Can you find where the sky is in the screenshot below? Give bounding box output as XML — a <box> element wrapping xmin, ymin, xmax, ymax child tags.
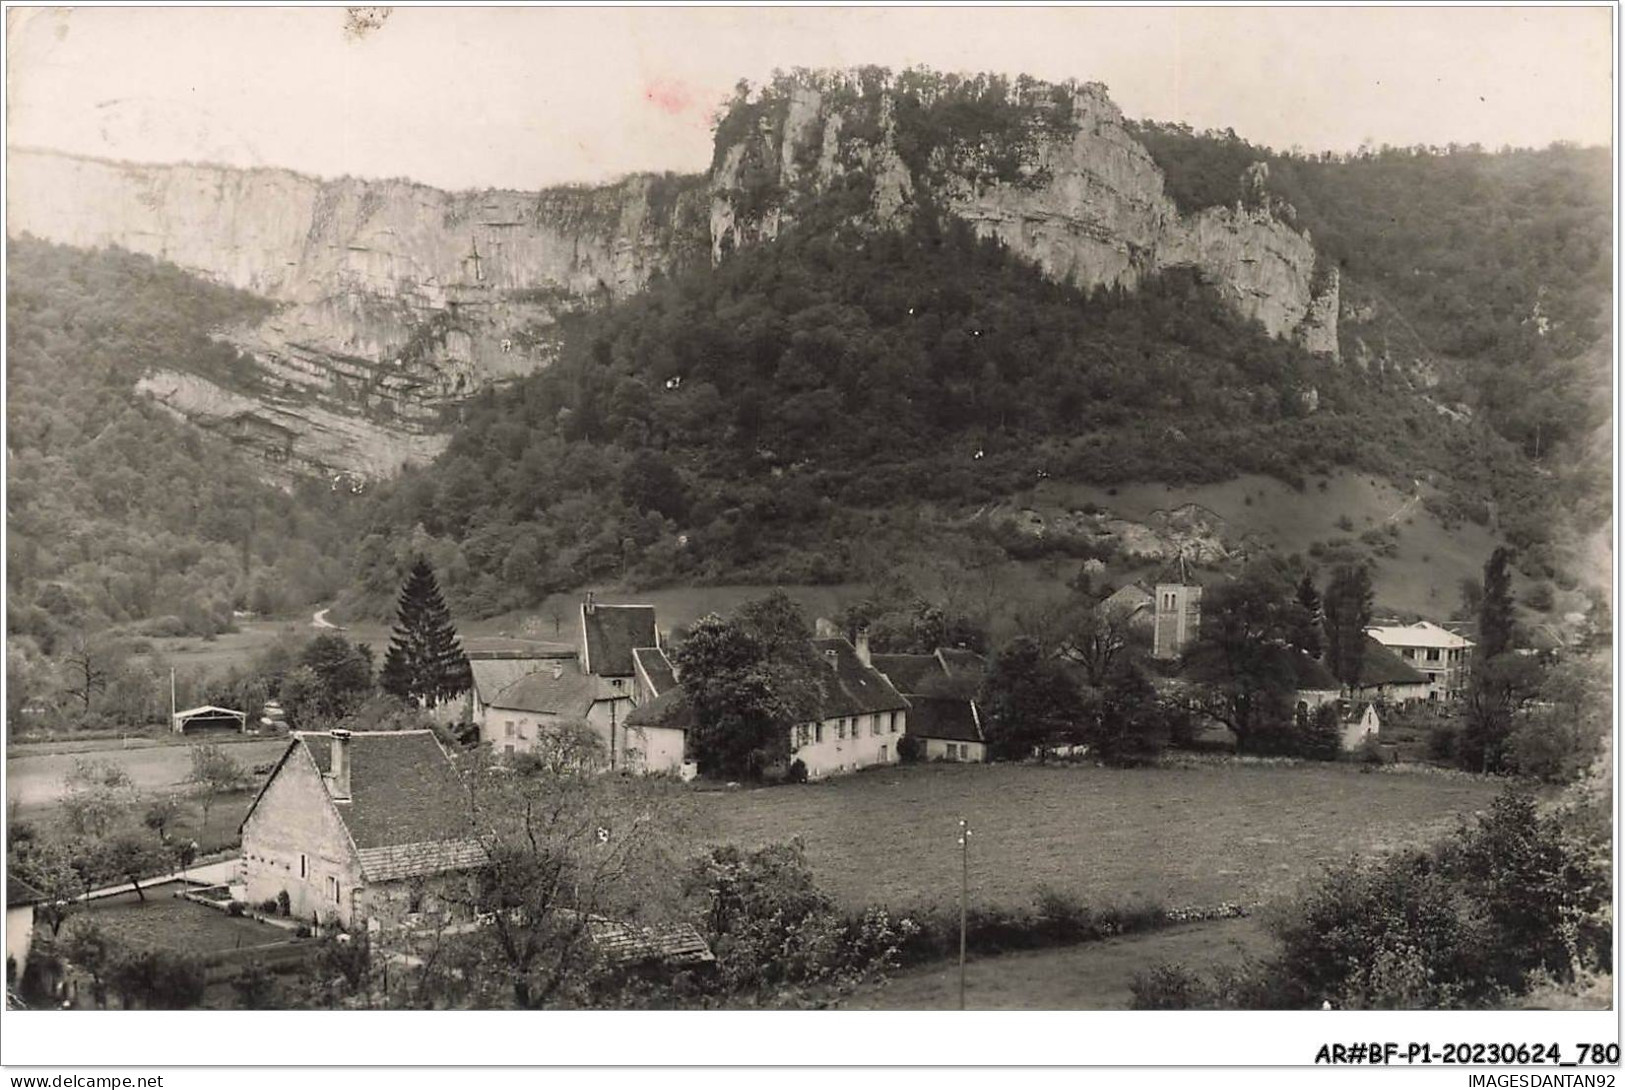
<box><xmin>5</xmin><ymin>6</ymin><xmax>1614</xmax><ymax>192</ymax></box>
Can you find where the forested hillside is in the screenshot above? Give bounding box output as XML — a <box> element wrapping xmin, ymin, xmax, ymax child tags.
<box><xmin>1128</xmin><ymin>126</ymin><xmax>1611</xmax><ymax>469</ymax></box>
<box><xmin>6</xmin><ymin>237</ymin><xmax>360</xmax><ymax>651</ymax></box>
<box><xmin>353</xmin><ymin>209</ymin><xmax>1558</xmax><ymax>618</ymax></box>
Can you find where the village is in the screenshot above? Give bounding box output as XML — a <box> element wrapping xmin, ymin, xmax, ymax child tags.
<box><xmin>9</xmin><ymin>539</ymin><xmax>1604</xmax><ymax>1012</ymax></box>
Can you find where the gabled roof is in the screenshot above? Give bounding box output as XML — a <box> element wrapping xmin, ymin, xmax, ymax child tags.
<box><xmin>809</xmin><ymin>638</ymin><xmax>910</xmax><ymax>717</ymax></box>
<box><xmin>1101</xmin><ymin>582</ymin><xmax>1154</xmax><ymax>615</ymax></box>
<box><xmin>1290</xmin><ymin>650</ymin><xmax>1341</xmax><ymax>693</ymax></box>
<box><xmin>487</xmin><ymin>667</ymin><xmax>596</xmax><ymax>717</ymax></box>
<box><xmin>633</xmin><ymin>646</ymin><xmax>678</xmax><ymax>697</ymax></box>
<box><xmin>172</xmin><ymin>705</ymin><xmax>244</xmax><ymax>721</ymax></box>
<box><xmin>1367</xmin><ymin>620</ymin><xmax>1474</xmax><ymax>650</ymax></box>
<box><xmin>7</xmin><ymin>877</ymin><xmax>46</xmax><ymax>909</ymax></box>
<box><xmin>1355</xmin><ymin>637</ymin><xmax>1429</xmax><ymax>687</ymax></box>
<box><xmin>874</xmin><ymin>649</ymin><xmax>985</xmax><ymax>700</ymax></box>
<box><xmin>245</xmin><ymin>731</ymin><xmax>483</xmax><ymax>882</ymax></box>
<box><xmin>470</xmin><ymin>655</ymin><xmax>577</xmax><ymax>705</ymax></box>
<box><xmin>907</xmin><ymin>696</ymin><xmax>983</xmax><ymax>743</ymax></box>
<box><xmin>623</xmin><ymin>686</ymin><xmax>698</xmax><ymax>731</ymax></box>
<box><xmin>585</xmin><ymin>917</ymin><xmax>714</xmax><ymax>966</ymax></box>
<box><xmin>870</xmin><ymin>653</ymin><xmax>943</xmax><ymax>695</ymax></box>
<box><xmin>582</xmin><ymin>603</ymin><xmax>657</xmax><ymax>677</ymax></box>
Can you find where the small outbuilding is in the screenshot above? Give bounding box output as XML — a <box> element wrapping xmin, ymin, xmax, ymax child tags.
<box><xmin>171</xmin><ymin>705</ymin><xmax>247</xmax><ymax>735</ymax></box>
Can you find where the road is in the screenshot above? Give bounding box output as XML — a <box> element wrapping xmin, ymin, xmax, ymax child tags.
<box><xmin>312</xmin><ymin>607</ymin><xmax>338</xmax><ymax>629</ymax></box>
<box><xmin>5</xmin><ymin>738</ymin><xmax>288</xmax><ymax>810</ymax></box>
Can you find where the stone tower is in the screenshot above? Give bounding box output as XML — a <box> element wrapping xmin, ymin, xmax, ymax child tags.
<box><xmin>1152</xmin><ymin>554</ymin><xmax>1202</xmax><ymax>659</ymax></box>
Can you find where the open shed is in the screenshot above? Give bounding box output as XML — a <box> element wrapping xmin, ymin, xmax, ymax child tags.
<box><xmin>172</xmin><ymin>705</ymin><xmax>247</xmax><ymax>735</ymax></box>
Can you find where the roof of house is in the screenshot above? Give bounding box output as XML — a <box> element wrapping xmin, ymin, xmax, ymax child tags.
<box><xmin>486</xmin><ymin>667</ymin><xmax>597</xmax><ymax>717</ymax></box>
<box><xmin>633</xmin><ymin>646</ymin><xmax>679</xmax><ymax>697</ymax></box>
<box><xmin>7</xmin><ymin>877</ymin><xmax>46</xmax><ymax>909</ymax></box>
<box><xmin>1290</xmin><ymin>650</ymin><xmax>1341</xmax><ymax>693</ymax></box>
<box><xmin>171</xmin><ymin>705</ymin><xmax>244</xmax><ymax>721</ymax></box>
<box><xmin>1355</xmin><ymin>637</ymin><xmax>1430</xmax><ymax>687</ymax></box>
<box><xmin>623</xmin><ymin>687</ymin><xmax>699</xmax><ymax>731</ymax></box>
<box><xmin>583</xmin><ymin>603</ymin><xmax>657</xmax><ymax>677</ymax></box>
<box><xmin>809</xmin><ymin>638</ymin><xmax>910</xmax><ymax>717</ymax></box>
<box><xmin>907</xmin><ymin>695</ymin><xmax>983</xmax><ymax>743</ymax></box>
<box><xmin>470</xmin><ymin>656</ymin><xmax>578</xmax><ymax>706</ymax></box>
<box><xmin>1367</xmin><ymin>620</ymin><xmax>1475</xmax><ymax>650</ymax></box>
<box><xmin>870</xmin><ymin>653</ymin><xmax>943</xmax><ymax>694</ymax></box>
<box><xmin>936</xmin><ymin>648</ymin><xmax>988</xmax><ymax>679</ymax></box>
<box><xmin>246</xmin><ymin>731</ymin><xmax>484</xmax><ymax>882</ymax></box>
<box><xmin>1101</xmin><ymin>582</ymin><xmax>1154</xmax><ymax>615</ymax></box>
<box><xmin>874</xmin><ymin>649</ymin><xmax>985</xmax><ymax>700</ymax></box>
<box><xmin>585</xmin><ymin>917</ymin><xmax>715</xmax><ymax>966</ymax></box>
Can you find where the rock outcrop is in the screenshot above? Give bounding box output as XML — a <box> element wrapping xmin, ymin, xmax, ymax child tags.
<box><xmin>9</xmin><ymin>148</ymin><xmax>709</xmax><ymax>479</ymax></box>
<box><xmin>708</xmin><ymin>77</ymin><xmax>1339</xmax><ymax>347</ymax></box>
<box><xmin>9</xmin><ymin>72</ymin><xmax>1339</xmax><ymax>481</ymax></box>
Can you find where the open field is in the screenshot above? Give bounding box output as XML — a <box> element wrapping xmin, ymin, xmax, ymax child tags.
<box><xmin>686</xmin><ymin>761</ymin><xmax>1509</xmax><ymax>912</ymax></box>
<box><xmin>845</xmin><ymin>915</ymin><xmax>1275</xmax><ymax>1010</ymax></box>
<box><xmin>6</xmin><ymin>739</ymin><xmax>286</xmax><ymax>810</ymax></box>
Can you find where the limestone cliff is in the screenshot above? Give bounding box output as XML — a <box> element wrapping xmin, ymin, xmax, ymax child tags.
<box><xmin>8</xmin><ymin>147</ymin><xmax>709</xmax><ymax>479</ymax></box>
<box><xmin>9</xmin><ymin>72</ymin><xmax>1339</xmax><ymax>481</ymax></box>
<box><xmin>708</xmin><ymin>76</ymin><xmax>1339</xmax><ymax>351</ymax></box>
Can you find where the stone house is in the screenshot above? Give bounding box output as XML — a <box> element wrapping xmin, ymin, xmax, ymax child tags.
<box><xmin>7</xmin><ymin>878</ymin><xmax>45</xmax><ymax>984</ymax></box>
<box><xmin>789</xmin><ymin>635</ymin><xmax>910</xmax><ymax>778</ymax></box>
<box><xmin>239</xmin><ymin>729</ymin><xmax>485</xmax><ymax>931</ymax></box>
<box><xmin>872</xmin><ymin>647</ymin><xmax>988</xmax><ymax>763</ymax></box>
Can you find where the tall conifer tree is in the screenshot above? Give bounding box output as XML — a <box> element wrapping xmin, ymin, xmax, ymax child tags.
<box><xmin>380</xmin><ymin>559</ymin><xmax>473</xmax><ymax>707</ymax></box>
<box><xmin>1479</xmin><ymin>547</ymin><xmax>1516</xmax><ymax>659</ymax></box>
<box><xmin>1322</xmin><ymin>564</ymin><xmax>1374</xmax><ymax>690</ymax></box>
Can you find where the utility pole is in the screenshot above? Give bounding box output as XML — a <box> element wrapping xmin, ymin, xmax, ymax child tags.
<box><xmin>957</xmin><ymin>817</ymin><xmax>972</xmax><ymax>1011</ymax></box>
<box><xmin>170</xmin><ymin>667</ymin><xmax>177</xmax><ymax>734</ymax></box>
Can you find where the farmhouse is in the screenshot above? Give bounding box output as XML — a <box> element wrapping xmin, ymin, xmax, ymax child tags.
<box><xmin>790</xmin><ymin>635</ymin><xmax>910</xmax><ymax>778</ymax></box>
<box><xmin>873</xmin><ymin>647</ymin><xmax>988</xmax><ymax>763</ymax></box>
<box><xmin>239</xmin><ymin>729</ymin><xmax>485</xmax><ymax>931</ymax></box>
<box><xmin>467</xmin><ymin>597</ymin><xmax>688</xmax><ymax>773</ymax></box>
<box><xmin>1366</xmin><ymin>621</ymin><xmax>1474</xmax><ymax>700</ymax></box>
<box><xmin>1347</xmin><ymin>636</ymin><xmax>1432</xmax><ymax>704</ymax></box>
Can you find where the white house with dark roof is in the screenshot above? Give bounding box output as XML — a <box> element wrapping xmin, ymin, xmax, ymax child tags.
<box><xmin>239</xmin><ymin>730</ymin><xmax>485</xmax><ymax>931</ymax></box>
<box><xmin>789</xmin><ymin>634</ymin><xmax>910</xmax><ymax>778</ymax></box>
<box><xmin>1365</xmin><ymin>621</ymin><xmax>1474</xmax><ymax>700</ymax></box>
<box><xmin>872</xmin><ymin>648</ymin><xmax>988</xmax><ymax>762</ymax></box>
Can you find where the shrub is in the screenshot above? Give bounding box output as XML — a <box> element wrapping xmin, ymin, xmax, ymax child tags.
<box><xmin>227</xmin><ymin>900</ymin><xmax>246</xmax><ymax>917</ymax></box>
<box><xmin>108</xmin><ymin>948</ymin><xmax>206</xmax><ymax>1010</ymax></box>
<box><xmin>785</xmin><ymin>758</ymin><xmax>808</xmax><ymax>784</ymax></box>
<box><xmin>277</xmin><ymin>889</ymin><xmax>292</xmax><ymax>917</ymax></box>
<box><xmin>1427</xmin><ymin>725</ymin><xmax>1459</xmax><ymax>762</ymax></box>
<box><xmin>294</xmin><ymin>924</ymin><xmax>312</xmax><ymax>938</ymax></box>
<box><xmin>259</xmin><ymin>898</ymin><xmax>279</xmax><ymax>915</ymax></box>
<box><xmin>896</xmin><ymin>734</ymin><xmax>924</xmax><ymax>763</ymax></box>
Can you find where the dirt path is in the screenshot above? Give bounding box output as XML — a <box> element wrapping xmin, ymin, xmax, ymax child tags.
<box><xmin>312</xmin><ymin>607</ymin><xmax>338</xmax><ymax>629</ymax></box>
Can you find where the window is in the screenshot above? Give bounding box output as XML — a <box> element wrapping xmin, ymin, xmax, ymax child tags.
<box><xmin>613</xmin><ymin>678</ymin><xmax>625</xmax><ymax>690</ymax></box>
<box><xmin>814</xmin><ymin>722</ymin><xmax>823</xmax><ymax>743</ymax></box>
<box><xmin>837</xmin><ymin>720</ymin><xmax>846</xmax><ymax>741</ymax></box>
<box><xmin>1426</xmin><ymin>648</ymin><xmax>1441</xmax><ymax>663</ymax></box>
<box><xmin>872</xmin><ymin>716</ymin><xmax>881</xmax><ymax>737</ymax></box>
<box><xmin>326</xmin><ymin>876</ymin><xmax>339</xmax><ymax>904</ymax></box>
<box><xmin>504</xmin><ymin>721</ymin><xmax>517</xmax><ymax>739</ymax></box>
<box><xmin>504</xmin><ymin>744</ymin><xmax>515</xmax><ymax>756</ymax></box>
<box><xmin>796</xmin><ymin>724</ymin><xmax>810</xmax><ymax>748</ymax></box>
<box><xmin>889</xmin><ymin>712</ymin><xmax>898</xmax><ymax>734</ymax></box>
<box><xmin>299</xmin><ymin>854</ymin><xmax>307</xmax><ymax>879</ymax></box>
<box><xmin>879</xmin><ymin>745</ymin><xmax>888</xmax><ymax>763</ymax></box>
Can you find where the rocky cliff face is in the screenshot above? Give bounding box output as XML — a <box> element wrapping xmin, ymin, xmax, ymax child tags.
<box><xmin>709</xmin><ymin>77</ymin><xmax>1339</xmax><ymax>351</ymax></box>
<box><xmin>9</xmin><ymin>73</ymin><xmax>1338</xmax><ymax>481</ymax></box>
<box><xmin>8</xmin><ymin>148</ymin><xmax>709</xmax><ymax>479</ymax></box>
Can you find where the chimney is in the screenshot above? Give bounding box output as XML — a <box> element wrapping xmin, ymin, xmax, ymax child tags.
<box><xmin>329</xmin><ymin>729</ymin><xmax>352</xmax><ymax>800</ymax></box>
<box><xmin>854</xmin><ymin>629</ymin><xmax>872</xmax><ymax>668</ymax></box>
<box><xmin>585</xmin><ymin>590</ymin><xmax>596</xmax><ymax>615</ymax></box>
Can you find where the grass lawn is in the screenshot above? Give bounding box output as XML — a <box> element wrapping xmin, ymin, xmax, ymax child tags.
<box><xmin>77</xmin><ymin>881</ymin><xmax>290</xmax><ymax>955</ymax></box>
<box><xmin>844</xmin><ymin>916</ymin><xmax>1276</xmax><ymax>1010</ymax></box>
<box><xmin>686</xmin><ymin>761</ymin><xmax>1509</xmax><ymax>913</ymax></box>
